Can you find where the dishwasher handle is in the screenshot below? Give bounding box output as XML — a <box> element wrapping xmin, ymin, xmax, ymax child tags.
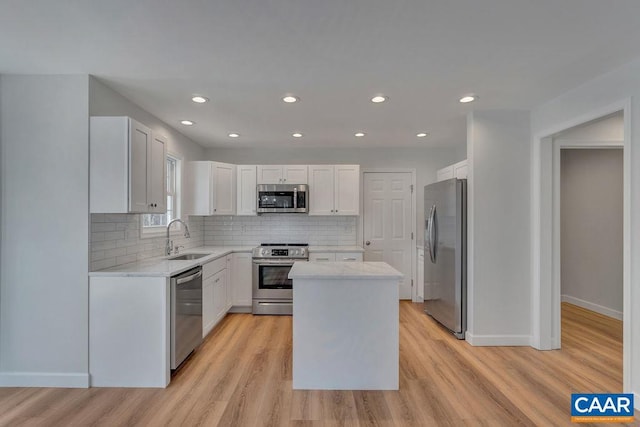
<box><xmin>176</xmin><ymin>270</ymin><xmax>202</xmax><ymax>285</ymax></box>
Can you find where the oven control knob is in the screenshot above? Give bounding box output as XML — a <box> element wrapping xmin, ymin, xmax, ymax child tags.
<box><xmin>261</xmin><ymin>249</ymin><xmax>268</xmax><ymax>256</ymax></box>
<box><xmin>300</xmin><ymin>248</ymin><xmax>306</xmax><ymax>256</ymax></box>
<box><xmin>291</xmin><ymin>249</ymin><xmax>299</xmax><ymax>256</ymax></box>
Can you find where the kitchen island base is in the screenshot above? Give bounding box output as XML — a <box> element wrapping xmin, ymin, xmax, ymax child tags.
<box><xmin>290</xmin><ymin>262</ymin><xmax>401</xmax><ymax>390</ymax></box>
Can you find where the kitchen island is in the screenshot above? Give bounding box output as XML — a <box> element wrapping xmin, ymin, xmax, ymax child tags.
<box><xmin>288</xmin><ymin>261</ymin><xmax>403</xmax><ymax>390</ymax></box>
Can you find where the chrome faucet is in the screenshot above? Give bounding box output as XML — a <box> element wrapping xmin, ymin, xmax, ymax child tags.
<box><xmin>166</xmin><ymin>219</ymin><xmax>191</xmax><ymax>255</ymax></box>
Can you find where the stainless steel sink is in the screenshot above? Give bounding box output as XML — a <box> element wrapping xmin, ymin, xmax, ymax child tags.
<box><xmin>167</xmin><ymin>253</ymin><xmax>210</xmax><ymax>261</ymax></box>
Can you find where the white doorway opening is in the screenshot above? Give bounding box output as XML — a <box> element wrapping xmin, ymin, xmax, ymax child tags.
<box><xmin>532</xmin><ymin>100</ymin><xmax>631</xmax><ymax>393</ymax></box>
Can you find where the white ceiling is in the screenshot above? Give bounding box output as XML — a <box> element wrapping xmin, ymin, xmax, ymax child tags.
<box><xmin>2</xmin><ymin>1</ymin><xmax>640</xmax><ymax>149</ymax></box>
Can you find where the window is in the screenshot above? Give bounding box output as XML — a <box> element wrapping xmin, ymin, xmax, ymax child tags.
<box><xmin>141</xmin><ymin>155</ymin><xmax>180</xmax><ymax>235</ymax></box>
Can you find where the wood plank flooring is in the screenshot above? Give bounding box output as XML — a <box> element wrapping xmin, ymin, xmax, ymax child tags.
<box><xmin>0</xmin><ymin>302</ymin><xmax>636</xmax><ymax>426</ymax></box>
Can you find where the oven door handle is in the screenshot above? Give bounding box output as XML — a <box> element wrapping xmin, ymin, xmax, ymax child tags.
<box><xmin>252</xmin><ymin>260</ymin><xmax>299</xmax><ymax>266</ymax></box>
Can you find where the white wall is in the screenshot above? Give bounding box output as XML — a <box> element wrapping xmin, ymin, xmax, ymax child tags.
<box><xmin>205</xmin><ymin>147</ymin><xmax>459</xmax><ymax>241</ymax></box>
<box><xmin>560</xmin><ymin>149</ymin><xmax>623</xmax><ymax>319</ymax></box>
<box><xmin>88</xmin><ymin>77</ymin><xmax>206</xmax><ymax>270</ymax></box>
<box><xmin>0</xmin><ymin>75</ymin><xmax>90</xmax><ymax>386</ymax></box>
<box><xmin>531</xmin><ymin>57</ymin><xmax>640</xmax><ymax>407</ymax></box>
<box><xmin>466</xmin><ymin>110</ymin><xmax>531</xmax><ymax>345</ymax></box>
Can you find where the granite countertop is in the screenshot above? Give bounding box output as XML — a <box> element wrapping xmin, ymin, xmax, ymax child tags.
<box><xmin>309</xmin><ymin>245</ymin><xmax>364</xmax><ymax>253</ymax></box>
<box><xmin>288</xmin><ymin>261</ymin><xmax>403</xmax><ymax>280</ymax></box>
<box><xmin>89</xmin><ymin>246</ymin><xmax>254</xmax><ymax>277</ymax></box>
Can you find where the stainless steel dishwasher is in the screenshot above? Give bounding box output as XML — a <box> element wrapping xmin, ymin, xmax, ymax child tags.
<box><xmin>170</xmin><ymin>266</ymin><xmax>203</xmax><ymax>369</ymax></box>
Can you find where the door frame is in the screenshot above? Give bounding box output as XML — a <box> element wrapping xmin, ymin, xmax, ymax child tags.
<box><xmin>531</xmin><ymin>98</ymin><xmax>630</xmax><ymax>394</ymax></box>
<box><xmin>552</xmin><ymin>139</ymin><xmax>624</xmax><ymax>345</ymax></box>
<box><xmin>359</xmin><ymin>168</ymin><xmax>417</xmax><ymax>300</ymax></box>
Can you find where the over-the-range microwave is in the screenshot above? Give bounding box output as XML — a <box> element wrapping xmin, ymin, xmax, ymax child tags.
<box><xmin>256</xmin><ymin>184</ymin><xmax>308</xmax><ymax>214</ymax></box>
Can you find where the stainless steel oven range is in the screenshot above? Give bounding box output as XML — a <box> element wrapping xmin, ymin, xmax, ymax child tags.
<box><xmin>252</xmin><ymin>243</ymin><xmax>308</xmax><ymax>315</ymax></box>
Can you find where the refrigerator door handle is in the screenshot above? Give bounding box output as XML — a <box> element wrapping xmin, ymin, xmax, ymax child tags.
<box><xmin>427</xmin><ymin>204</ymin><xmax>436</xmax><ymax>263</ymax></box>
<box><xmin>431</xmin><ymin>205</ymin><xmax>438</xmax><ymax>262</ymax></box>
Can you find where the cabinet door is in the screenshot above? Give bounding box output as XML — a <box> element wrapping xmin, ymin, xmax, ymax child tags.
<box><xmin>232</xmin><ymin>253</ymin><xmax>253</xmax><ymax>306</ymax></box>
<box><xmin>334</xmin><ymin>165</ymin><xmax>360</xmax><ymax>215</ymax></box>
<box><xmin>453</xmin><ymin>160</ymin><xmax>468</xmax><ymax>179</ymax></box>
<box><xmin>308</xmin><ymin>165</ymin><xmax>335</xmax><ymax>215</ymax></box>
<box><xmin>257</xmin><ymin>165</ymin><xmax>283</xmax><ymax>184</ymax></box>
<box><xmin>283</xmin><ymin>165</ymin><xmax>308</xmax><ymax>184</ymax></box>
<box><xmin>309</xmin><ymin>252</ymin><xmax>335</xmax><ymax>262</ymax></box>
<box><xmin>436</xmin><ymin>165</ymin><xmax>454</xmax><ymax>182</ymax></box>
<box><xmin>202</xmin><ymin>278</ymin><xmax>215</xmax><ymax>337</ymax></box>
<box><xmin>212</xmin><ymin>270</ymin><xmax>227</xmax><ymax>324</ymax></box>
<box><xmin>129</xmin><ymin>119</ymin><xmax>151</xmax><ymax>212</ymax></box>
<box><xmin>148</xmin><ymin>133</ymin><xmax>167</xmax><ymax>213</ymax></box>
<box><xmin>237</xmin><ymin>165</ymin><xmax>257</xmax><ymax>215</ymax></box>
<box><xmin>225</xmin><ymin>255</ymin><xmax>233</xmax><ymax>311</ymax></box>
<box><xmin>186</xmin><ymin>162</ymin><xmax>215</xmax><ymax>215</ymax></box>
<box><xmin>213</xmin><ymin>162</ymin><xmax>236</xmax><ymax>215</ymax></box>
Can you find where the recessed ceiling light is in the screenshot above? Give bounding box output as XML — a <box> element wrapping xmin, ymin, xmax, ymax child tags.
<box><xmin>180</xmin><ymin>120</ymin><xmax>195</xmax><ymax>126</ymax></box>
<box><xmin>371</xmin><ymin>95</ymin><xmax>387</xmax><ymax>103</ymax></box>
<box><xmin>355</xmin><ymin>132</ymin><xmax>366</xmax><ymax>137</ymax></box>
<box><xmin>292</xmin><ymin>133</ymin><xmax>303</xmax><ymax>138</ymax></box>
<box><xmin>282</xmin><ymin>95</ymin><xmax>299</xmax><ymax>103</ymax></box>
<box><xmin>416</xmin><ymin>132</ymin><xmax>429</xmax><ymax>138</ymax></box>
<box><xmin>191</xmin><ymin>96</ymin><xmax>209</xmax><ymax>103</ymax></box>
<box><xmin>459</xmin><ymin>95</ymin><xmax>476</xmax><ymax>103</ymax></box>
<box><xmin>228</xmin><ymin>133</ymin><xmax>240</xmax><ymax>138</ymax></box>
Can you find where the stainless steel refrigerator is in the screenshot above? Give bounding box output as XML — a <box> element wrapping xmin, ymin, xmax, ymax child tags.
<box><xmin>423</xmin><ymin>178</ymin><xmax>466</xmax><ymax>339</ymax></box>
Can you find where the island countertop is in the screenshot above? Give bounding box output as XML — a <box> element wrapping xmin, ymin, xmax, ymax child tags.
<box><xmin>288</xmin><ymin>261</ymin><xmax>403</xmax><ymax>280</ymax></box>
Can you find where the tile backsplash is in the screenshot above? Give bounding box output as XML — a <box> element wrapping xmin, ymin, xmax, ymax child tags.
<box><xmin>203</xmin><ymin>215</ymin><xmax>357</xmax><ymax>246</ymax></box>
<box><xmin>90</xmin><ymin>214</ymin><xmax>357</xmax><ymax>271</ymax></box>
<box><xmin>90</xmin><ymin>214</ymin><xmax>204</xmax><ymax>271</ymax></box>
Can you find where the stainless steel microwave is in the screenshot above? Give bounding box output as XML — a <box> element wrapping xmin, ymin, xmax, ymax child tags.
<box><xmin>256</xmin><ymin>184</ymin><xmax>308</xmax><ymax>214</ymax></box>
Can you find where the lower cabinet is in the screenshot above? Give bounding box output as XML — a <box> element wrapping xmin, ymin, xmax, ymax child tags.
<box><xmin>417</xmin><ymin>247</ymin><xmax>424</xmax><ymax>302</ymax></box>
<box><xmin>202</xmin><ymin>256</ymin><xmax>229</xmax><ymax>338</ymax></box>
<box><xmin>309</xmin><ymin>252</ymin><xmax>363</xmax><ymax>262</ymax></box>
<box><xmin>231</xmin><ymin>252</ymin><xmax>252</xmax><ymax>309</ymax></box>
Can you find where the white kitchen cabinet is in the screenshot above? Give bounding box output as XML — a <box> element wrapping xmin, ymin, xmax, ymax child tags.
<box><xmin>187</xmin><ymin>161</ymin><xmax>236</xmax><ymax>216</ymax></box>
<box><xmin>436</xmin><ymin>160</ymin><xmax>467</xmax><ymax>182</ymax></box>
<box><xmin>257</xmin><ymin>165</ymin><xmax>308</xmax><ymax>184</ymax></box>
<box><xmin>202</xmin><ymin>255</ymin><xmax>229</xmax><ymax>337</ymax></box>
<box><xmin>231</xmin><ymin>252</ymin><xmax>252</xmax><ymax>310</ymax></box>
<box><xmin>90</xmin><ymin>116</ymin><xmax>167</xmax><ymax>213</ymax></box>
<box><xmin>416</xmin><ymin>247</ymin><xmax>424</xmax><ymax>302</ymax></box>
<box><xmin>225</xmin><ymin>255</ymin><xmax>233</xmax><ymax>311</ymax></box>
<box><xmin>309</xmin><ymin>252</ymin><xmax>363</xmax><ymax>262</ymax></box>
<box><xmin>237</xmin><ymin>165</ymin><xmax>257</xmax><ymax>215</ymax></box>
<box><xmin>308</xmin><ymin>165</ymin><xmax>360</xmax><ymax>216</ymax></box>
<box><xmin>212</xmin><ymin>269</ymin><xmax>227</xmax><ymax>325</ymax></box>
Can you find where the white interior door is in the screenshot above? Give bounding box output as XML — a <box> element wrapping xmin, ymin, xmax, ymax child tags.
<box><xmin>363</xmin><ymin>172</ymin><xmax>413</xmax><ymax>299</ymax></box>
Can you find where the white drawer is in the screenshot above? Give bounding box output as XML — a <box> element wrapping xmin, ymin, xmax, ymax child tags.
<box><xmin>310</xmin><ymin>253</ymin><xmax>335</xmax><ymax>262</ymax></box>
<box><xmin>203</xmin><ymin>256</ymin><xmax>226</xmax><ymax>279</ymax></box>
<box><xmin>336</xmin><ymin>252</ymin><xmax>363</xmax><ymax>262</ymax></box>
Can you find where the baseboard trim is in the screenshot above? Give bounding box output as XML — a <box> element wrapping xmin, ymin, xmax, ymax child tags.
<box><xmin>228</xmin><ymin>306</ymin><xmax>252</xmax><ymax>314</ymax></box>
<box><xmin>0</xmin><ymin>372</ymin><xmax>89</xmax><ymax>388</ymax></box>
<box><xmin>465</xmin><ymin>333</ymin><xmax>531</xmax><ymax>347</ymax></box>
<box><xmin>561</xmin><ymin>295</ymin><xmax>623</xmax><ymax>321</ymax></box>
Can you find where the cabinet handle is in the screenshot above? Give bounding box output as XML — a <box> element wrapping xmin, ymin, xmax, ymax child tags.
<box><xmin>215</xmin><ymin>278</ymin><xmax>220</xmax><ymax>283</ymax></box>
<box><xmin>283</xmin><ymin>178</ymin><xmax>286</xmax><ymax>182</ymax></box>
<box><xmin>335</xmin><ymin>210</ymin><xmax>338</xmax><ymax>213</ymax></box>
<box><xmin>331</xmin><ymin>210</ymin><xmax>334</xmax><ymax>213</ymax></box>
<box><xmin>316</xmin><ymin>258</ymin><xmax>330</xmax><ymax>261</ymax></box>
<box><xmin>343</xmin><ymin>258</ymin><xmax>357</xmax><ymax>261</ymax></box>
<box><xmin>214</xmin><ymin>208</ymin><xmax>217</xmax><ymax>212</ymax></box>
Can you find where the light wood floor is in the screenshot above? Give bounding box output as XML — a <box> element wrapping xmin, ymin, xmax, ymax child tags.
<box><xmin>0</xmin><ymin>302</ymin><xmax>636</xmax><ymax>426</ymax></box>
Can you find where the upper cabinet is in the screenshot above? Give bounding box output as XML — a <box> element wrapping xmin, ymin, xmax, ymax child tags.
<box><xmin>237</xmin><ymin>165</ymin><xmax>257</xmax><ymax>216</ymax></box>
<box><xmin>257</xmin><ymin>165</ymin><xmax>308</xmax><ymax>184</ymax></box>
<box><xmin>90</xmin><ymin>116</ymin><xmax>166</xmax><ymax>214</ymax></box>
<box><xmin>187</xmin><ymin>161</ymin><xmax>236</xmax><ymax>216</ymax></box>
<box><xmin>308</xmin><ymin>165</ymin><xmax>360</xmax><ymax>216</ymax></box>
<box><xmin>436</xmin><ymin>159</ymin><xmax>467</xmax><ymax>182</ymax></box>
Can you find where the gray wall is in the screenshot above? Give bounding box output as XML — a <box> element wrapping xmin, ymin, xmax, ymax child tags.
<box><xmin>206</xmin><ymin>146</ymin><xmax>460</xmax><ymax>241</ymax></box>
<box><xmin>0</xmin><ymin>75</ymin><xmax>90</xmax><ymax>385</ymax></box>
<box><xmin>467</xmin><ymin>110</ymin><xmax>531</xmax><ymax>342</ymax></box>
<box><xmin>560</xmin><ymin>149</ymin><xmax>623</xmax><ymax>317</ymax></box>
